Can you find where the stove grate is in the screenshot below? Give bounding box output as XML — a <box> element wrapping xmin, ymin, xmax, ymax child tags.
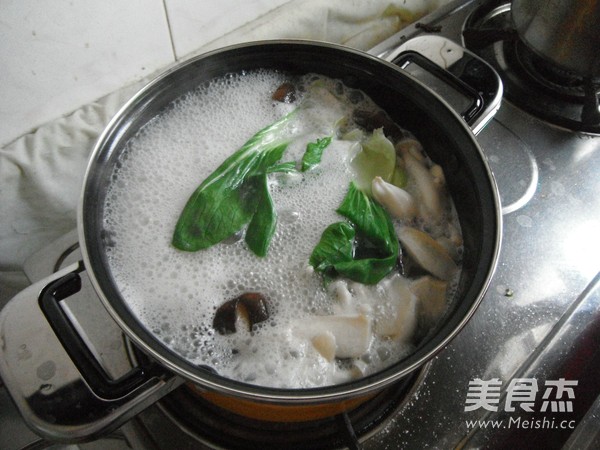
<box><xmin>154</xmin><ymin>371</ymin><xmax>422</xmax><ymax>450</ymax></box>
<box><xmin>462</xmin><ymin>1</ymin><xmax>600</xmax><ymax>133</ymax></box>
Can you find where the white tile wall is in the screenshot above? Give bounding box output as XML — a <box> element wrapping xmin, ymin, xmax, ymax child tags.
<box><xmin>165</xmin><ymin>0</ymin><xmax>291</xmax><ymax>59</ymax></box>
<box><xmin>0</xmin><ymin>0</ymin><xmax>284</xmax><ymax>147</ymax></box>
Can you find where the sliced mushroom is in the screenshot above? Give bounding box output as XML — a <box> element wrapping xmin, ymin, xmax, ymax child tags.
<box><xmin>213</xmin><ymin>292</ymin><xmax>269</xmax><ymax>335</ymax></box>
<box><xmin>330</xmin><ymin>359</ymin><xmax>371</xmax><ymax>384</ymax></box>
<box><xmin>398</xmin><ymin>146</ymin><xmax>444</xmax><ymax>221</ymax></box>
<box><xmin>350</xmin><ymin>359</ymin><xmax>369</xmax><ymax>379</ymax></box>
<box><xmin>311</xmin><ymin>332</ymin><xmax>337</xmax><ymax>361</ymax></box>
<box><xmin>329</xmin><ymin>280</ymin><xmax>355</xmax><ymax>315</ymax></box>
<box><xmin>295</xmin><ymin>314</ymin><xmax>371</xmax><ymax>359</ymax></box>
<box><xmin>398</xmin><ymin>227</ymin><xmax>458</xmax><ymax>281</ymax></box>
<box><xmin>410</xmin><ymin>276</ymin><xmax>448</xmax><ymax>324</ymax></box>
<box><xmin>371</xmin><ymin>176</ymin><xmax>417</xmax><ymax>220</ymax></box>
<box><xmin>398</xmin><ymin>244</ymin><xmax>429</xmax><ymax>278</ymax></box>
<box><xmin>374</xmin><ymin>276</ymin><xmax>417</xmax><ymax>342</ymax></box>
<box><xmin>436</xmin><ymin>236</ymin><xmax>461</xmax><ymax>262</ymax></box>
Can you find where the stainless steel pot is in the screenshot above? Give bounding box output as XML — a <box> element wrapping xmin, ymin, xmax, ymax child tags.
<box><xmin>511</xmin><ymin>0</ymin><xmax>600</xmax><ymax>77</ymax></box>
<box><xmin>0</xmin><ymin>40</ymin><xmax>502</xmax><ymax>442</ymax></box>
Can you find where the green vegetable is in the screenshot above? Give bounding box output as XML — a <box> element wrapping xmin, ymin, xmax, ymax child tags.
<box><xmin>301</xmin><ymin>136</ymin><xmax>332</xmax><ymax>171</ymax></box>
<box><xmin>309</xmin><ymin>182</ymin><xmax>399</xmax><ymax>284</ymax></box>
<box><xmin>267</xmin><ymin>161</ymin><xmax>297</xmax><ymax>174</ymax></box>
<box><xmin>172</xmin><ymin>113</ymin><xmax>294</xmax><ymax>253</ymax></box>
<box><xmin>351</xmin><ymin>127</ymin><xmax>396</xmax><ymax>194</ymax></box>
<box><xmin>244</xmin><ymin>174</ymin><xmax>277</xmax><ymax>257</ymax></box>
<box><xmin>172</xmin><ymin>82</ymin><xmax>347</xmax><ymax>256</ymax></box>
<box><xmin>309</xmin><ymin>222</ymin><xmax>356</xmax><ymax>276</ymax></box>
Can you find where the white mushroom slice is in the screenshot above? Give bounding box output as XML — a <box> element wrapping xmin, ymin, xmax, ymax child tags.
<box><xmin>357</xmin><ymin>303</ymin><xmax>373</xmax><ymax>316</ymax></box>
<box><xmin>311</xmin><ymin>332</ymin><xmax>337</xmax><ymax>362</ymax></box>
<box><xmin>294</xmin><ymin>314</ymin><xmax>371</xmax><ymax>359</ymax></box>
<box><xmin>401</xmin><ymin>150</ymin><xmax>443</xmax><ymax>221</ymax></box>
<box><xmin>436</xmin><ymin>236</ymin><xmax>461</xmax><ymax>262</ymax></box>
<box><xmin>398</xmin><ymin>227</ymin><xmax>458</xmax><ymax>281</ymax></box>
<box><xmin>410</xmin><ymin>276</ymin><xmax>448</xmax><ymax>324</ymax></box>
<box><xmin>375</xmin><ymin>277</ymin><xmax>418</xmax><ymax>342</ymax></box>
<box><xmin>331</xmin><ymin>367</ymin><xmax>355</xmax><ymax>385</ymax></box>
<box><xmin>329</xmin><ymin>280</ymin><xmax>354</xmax><ymax>315</ymax></box>
<box><xmin>350</xmin><ymin>359</ymin><xmax>369</xmax><ymax>378</ymax></box>
<box><xmin>371</xmin><ymin>176</ymin><xmax>417</xmax><ymax>220</ymax></box>
<box><xmin>331</xmin><ymin>359</ymin><xmax>371</xmax><ymax>383</ymax></box>
<box><xmin>349</xmin><ymin>281</ymin><xmax>370</xmax><ymax>300</ymax></box>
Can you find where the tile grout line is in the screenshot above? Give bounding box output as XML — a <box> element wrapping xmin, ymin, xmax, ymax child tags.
<box><xmin>161</xmin><ymin>0</ymin><xmax>178</xmax><ymax>61</ymax></box>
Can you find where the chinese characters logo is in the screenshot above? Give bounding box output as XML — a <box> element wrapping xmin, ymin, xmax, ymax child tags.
<box><xmin>465</xmin><ymin>378</ymin><xmax>577</xmax><ymax>413</ymax></box>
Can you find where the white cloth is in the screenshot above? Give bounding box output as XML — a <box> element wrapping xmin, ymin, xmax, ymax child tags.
<box><xmin>0</xmin><ymin>0</ymin><xmax>449</xmax><ymax>302</ymax></box>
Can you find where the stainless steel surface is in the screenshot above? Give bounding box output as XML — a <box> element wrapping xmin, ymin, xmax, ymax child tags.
<box><xmin>458</xmin><ymin>272</ymin><xmax>600</xmax><ymax>448</ymax></box>
<box><xmin>378</xmin><ymin>34</ymin><xmax>503</xmax><ymax>135</ymax></box>
<box><xmin>23</xmin><ymin>229</ymin><xmax>133</xmax><ymax>381</ymax></box>
<box><xmin>0</xmin><ymin>260</ymin><xmax>183</xmax><ymax>443</ymax></box>
<box><xmin>1</xmin><ymin>0</ymin><xmax>599</xmax><ymax>448</ymax></box>
<box><xmin>511</xmin><ymin>0</ymin><xmax>600</xmax><ymax>77</ymax></box>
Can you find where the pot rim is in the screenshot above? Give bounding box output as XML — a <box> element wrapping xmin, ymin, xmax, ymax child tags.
<box><xmin>78</xmin><ymin>39</ymin><xmax>502</xmax><ymax>403</ymax></box>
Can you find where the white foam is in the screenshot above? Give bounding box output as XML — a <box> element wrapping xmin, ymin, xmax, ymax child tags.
<box><xmin>102</xmin><ymin>70</ymin><xmax>461</xmax><ymax>388</ymax></box>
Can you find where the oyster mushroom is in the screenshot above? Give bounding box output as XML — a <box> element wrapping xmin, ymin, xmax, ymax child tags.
<box><xmin>398</xmin><ymin>227</ymin><xmax>458</xmax><ymax>281</ymax></box>
<box><xmin>410</xmin><ymin>276</ymin><xmax>448</xmax><ymax>324</ymax></box>
<box><xmin>397</xmin><ymin>142</ymin><xmax>444</xmax><ymax>221</ymax></box>
<box><xmin>374</xmin><ymin>276</ymin><xmax>418</xmax><ymax>342</ymax></box>
<box><xmin>329</xmin><ymin>280</ymin><xmax>354</xmax><ymax>315</ymax></box>
<box><xmin>311</xmin><ymin>332</ymin><xmax>337</xmax><ymax>361</ymax></box>
<box><xmin>213</xmin><ymin>292</ymin><xmax>269</xmax><ymax>335</ymax></box>
<box><xmin>294</xmin><ymin>314</ymin><xmax>372</xmax><ymax>359</ymax></box>
<box><xmin>349</xmin><ymin>359</ymin><xmax>369</xmax><ymax>379</ymax></box>
<box><xmin>371</xmin><ymin>176</ymin><xmax>417</xmax><ymax>220</ymax></box>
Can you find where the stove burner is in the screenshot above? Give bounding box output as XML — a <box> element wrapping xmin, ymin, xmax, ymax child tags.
<box><xmin>154</xmin><ymin>369</ymin><xmax>425</xmax><ymax>450</ymax></box>
<box><xmin>463</xmin><ymin>2</ymin><xmax>600</xmax><ymax>133</ymax></box>
<box><xmin>513</xmin><ymin>40</ymin><xmax>586</xmax><ymax>97</ymax></box>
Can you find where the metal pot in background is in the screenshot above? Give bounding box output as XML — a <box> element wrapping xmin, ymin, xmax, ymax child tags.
<box><xmin>511</xmin><ymin>0</ymin><xmax>600</xmax><ymax>78</ymax></box>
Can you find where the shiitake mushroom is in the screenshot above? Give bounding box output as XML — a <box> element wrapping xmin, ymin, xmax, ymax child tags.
<box><xmin>213</xmin><ymin>292</ymin><xmax>270</xmax><ymax>335</ymax></box>
<box><xmin>272</xmin><ymin>82</ymin><xmax>297</xmax><ymax>103</ymax></box>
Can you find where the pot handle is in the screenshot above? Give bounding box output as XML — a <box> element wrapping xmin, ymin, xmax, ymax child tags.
<box><xmin>386</xmin><ymin>35</ymin><xmax>503</xmax><ymax>135</ymax></box>
<box><xmin>0</xmin><ymin>261</ymin><xmax>183</xmax><ymax>443</ymax></box>
<box><xmin>39</xmin><ymin>265</ymin><xmax>161</xmax><ymax>400</ymax></box>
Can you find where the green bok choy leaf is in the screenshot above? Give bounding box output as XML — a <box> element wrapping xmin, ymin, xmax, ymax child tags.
<box><xmin>172</xmin><ymin>84</ymin><xmax>345</xmax><ymax>256</ymax></box>
<box><xmin>171</xmin><ymin>116</ymin><xmax>291</xmax><ymax>253</ymax></box>
<box><xmin>309</xmin><ymin>181</ymin><xmax>399</xmax><ymax>285</ymax></box>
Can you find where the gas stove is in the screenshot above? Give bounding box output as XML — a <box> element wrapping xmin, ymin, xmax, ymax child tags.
<box><xmin>2</xmin><ymin>0</ymin><xmax>600</xmax><ymax>449</ymax></box>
